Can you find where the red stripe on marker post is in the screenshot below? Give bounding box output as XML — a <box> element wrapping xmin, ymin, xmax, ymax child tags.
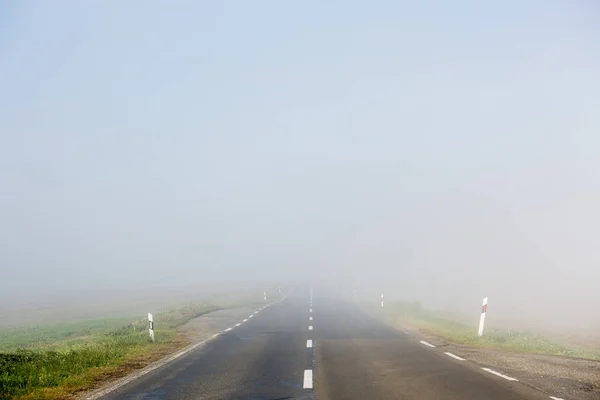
<box><xmin>478</xmin><ymin>297</ymin><xmax>488</xmax><ymax>337</ymax></box>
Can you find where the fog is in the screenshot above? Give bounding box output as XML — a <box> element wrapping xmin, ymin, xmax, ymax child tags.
<box><xmin>1</xmin><ymin>2</ymin><xmax>599</xmax><ymax>336</ymax></box>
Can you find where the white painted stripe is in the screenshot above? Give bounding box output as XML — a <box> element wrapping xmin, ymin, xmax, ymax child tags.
<box><xmin>420</xmin><ymin>340</ymin><xmax>436</xmax><ymax>348</ymax></box>
<box><xmin>303</xmin><ymin>369</ymin><xmax>313</xmax><ymax>389</ymax></box>
<box><xmin>254</xmin><ymin>311</ymin><xmax>258</xmax><ymax>314</ymax></box>
<box><xmin>309</xmin><ymin>308</ymin><xmax>313</xmax><ymax>312</ymax></box>
<box><xmin>211</xmin><ymin>333</ymin><xmax>219</xmax><ymax>338</ymax></box>
<box><xmin>444</xmin><ymin>352</ymin><xmax>465</xmax><ymax>361</ymax></box>
<box><xmin>306</xmin><ymin>339</ymin><xmax>313</xmax><ymax>348</ymax></box>
<box><xmin>235</xmin><ymin>323</ymin><xmax>241</xmax><ymax>327</ymax></box>
<box><xmin>224</xmin><ymin>328</ymin><xmax>232</xmax><ymax>332</ymax></box>
<box><xmin>243</xmin><ymin>319</ymin><xmax>248</xmax><ymax>322</ymax></box>
<box><xmin>248</xmin><ymin>315</ymin><xmax>253</xmax><ymax>318</ymax></box>
<box><xmin>481</xmin><ymin>367</ymin><xmax>519</xmax><ymax>382</ymax></box>
<box><xmin>309</xmin><ymin>325</ymin><xmax>313</xmax><ymax>330</ymax></box>
<box><xmin>549</xmin><ymin>397</ymin><xmax>564</xmax><ymax>400</ymax></box>
<box><xmin>309</xmin><ymin>316</ymin><xmax>313</xmax><ymax>321</ymax></box>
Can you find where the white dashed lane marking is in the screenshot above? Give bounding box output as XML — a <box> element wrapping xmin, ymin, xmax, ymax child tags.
<box><xmin>306</xmin><ymin>340</ymin><xmax>313</xmax><ymax>348</ymax></box>
<box><xmin>224</xmin><ymin>328</ymin><xmax>232</xmax><ymax>332</ymax></box>
<box><xmin>303</xmin><ymin>369</ymin><xmax>313</xmax><ymax>389</ymax></box>
<box><xmin>248</xmin><ymin>315</ymin><xmax>253</xmax><ymax>318</ymax></box>
<box><xmin>308</xmin><ymin>325</ymin><xmax>313</xmax><ymax>330</ymax></box>
<box><xmin>444</xmin><ymin>352</ymin><xmax>465</xmax><ymax>361</ymax></box>
<box><xmin>309</xmin><ymin>316</ymin><xmax>313</xmax><ymax>321</ymax></box>
<box><xmin>309</xmin><ymin>308</ymin><xmax>313</xmax><ymax>312</ymax></box>
<box><xmin>481</xmin><ymin>368</ymin><xmax>519</xmax><ymax>382</ymax></box>
<box><xmin>419</xmin><ymin>340</ymin><xmax>436</xmax><ymax>348</ymax></box>
<box><xmin>243</xmin><ymin>319</ymin><xmax>248</xmax><ymax>322</ymax></box>
<box><xmin>234</xmin><ymin>323</ymin><xmax>241</xmax><ymax>327</ymax></box>
<box><xmin>549</xmin><ymin>397</ymin><xmax>565</xmax><ymax>400</ymax></box>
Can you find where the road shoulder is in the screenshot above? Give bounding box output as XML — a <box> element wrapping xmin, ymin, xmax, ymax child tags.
<box><xmin>363</xmin><ymin>304</ymin><xmax>600</xmax><ymax>400</ymax></box>
<box><xmin>78</xmin><ymin>304</ymin><xmax>260</xmax><ymax>400</ymax></box>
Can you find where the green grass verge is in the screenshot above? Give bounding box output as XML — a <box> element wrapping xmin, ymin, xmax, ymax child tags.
<box><xmin>0</xmin><ymin>299</ymin><xmax>239</xmax><ymax>400</ymax></box>
<box><xmin>378</xmin><ymin>301</ymin><xmax>600</xmax><ymax>360</ymax></box>
<box><xmin>0</xmin><ymin>318</ymin><xmax>136</xmax><ymax>352</ymax></box>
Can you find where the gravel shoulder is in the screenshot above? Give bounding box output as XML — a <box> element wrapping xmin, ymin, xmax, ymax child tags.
<box><xmin>422</xmin><ymin>332</ymin><xmax>600</xmax><ymax>400</ymax></box>
<box><xmin>178</xmin><ymin>304</ymin><xmax>260</xmax><ymax>342</ymax></box>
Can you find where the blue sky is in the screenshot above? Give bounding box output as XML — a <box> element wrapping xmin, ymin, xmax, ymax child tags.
<box><xmin>1</xmin><ymin>1</ymin><xmax>599</xmax><ymax>330</ymax></box>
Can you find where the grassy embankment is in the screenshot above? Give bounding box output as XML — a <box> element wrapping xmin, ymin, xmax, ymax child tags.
<box><xmin>0</xmin><ymin>292</ymin><xmax>266</xmax><ymax>400</ymax></box>
<box><xmin>377</xmin><ymin>301</ymin><xmax>600</xmax><ymax>360</ymax></box>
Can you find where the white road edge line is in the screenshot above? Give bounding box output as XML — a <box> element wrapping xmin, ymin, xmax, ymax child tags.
<box><xmin>303</xmin><ymin>369</ymin><xmax>313</xmax><ymax>389</ymax></box>
<box><xmin>234</xmin><ymin>323</ymin><xmax>241</xmax><ymax>327</ymax></box>
<box><xmin>420</xmin><ymin>340</ymin><xmax>436</xmax><ymax>348</ymax></box>
<box><xmin>444</xmin><ymin>352</ymin><xmax>466</xmax><ymax>361</ymax></box>
<box><xmin>481</xmin><ymin>367</ymin><xmax>519</xmax><ymax>382</ymax></box>
<box><xmin>243</xmin><ymin>319</ymin><xmax>248</xmax><ymax>322</ymax></box>
<box><xmin>306</xmin><ymin>339</ymin><xmax>313</xmax><ymax>348</ymax></box>
<box><xmin>224</xmin><ymin>328</ymin><xmax>232</xmax><ymax>332</ymax></box>
<box><xmin>549</xmin><ymin>397</ymin><xmax>565</xmax><ymax>400</ymax></box>
<box><xmin>308</xmin><ymin>325</ymin><xmax>313</xmax><ymax>330</ymax></box>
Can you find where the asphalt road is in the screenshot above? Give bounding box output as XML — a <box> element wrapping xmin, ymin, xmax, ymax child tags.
<box><xmin>97</xmin><ymin>288</ymin><xmax>559</xmax><ymax>400</ymax></box>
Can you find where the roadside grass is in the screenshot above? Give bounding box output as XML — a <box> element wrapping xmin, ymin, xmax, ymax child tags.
<box><xmin>0</xmin><ymin>302</ymin><xmax>222</xmax><ymax>400</ymax></box>
<box><xmin>379</xmin><ymin>301</ymin><xmax>600</xmax><ymax>360</ymax></box>
<box><xmin>0</xmin><ymin>318</ymin><xmax>135</xmax><ymax>352</ymax></box>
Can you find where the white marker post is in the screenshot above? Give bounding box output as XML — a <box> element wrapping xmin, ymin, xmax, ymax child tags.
<box><xmin>148</xmin><ymin>313</ymin><xmax>155</xmax><ymax>342</ymax></box>
<box><xmin>478</xmin><ymin>297</ymin><xmax>488</xmax><ymax>336</ymax></box>
<box><xmin>381</xmin><ymin>293</ymin><xmax>384</xmax><ymax>308</ymax></box>
<box><xmin>264</xmin><ymin>291</ymin><xmax>267</xmax><ymax>301</ymax></box>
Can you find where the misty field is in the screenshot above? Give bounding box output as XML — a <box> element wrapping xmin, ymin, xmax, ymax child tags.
<box><xmin>0</xmin><ymin>318</ymin><xmax>135</xmax><ymax>352</ymax></box>
<box><xmin>0</xmin><ymin>292</ymin><xmax>266</xmax><ymax>400</ymax></box>
<box><xmin>379</xmin><ymin>301</ymin><xmax>600</xmax><ymax>360</ymax></box>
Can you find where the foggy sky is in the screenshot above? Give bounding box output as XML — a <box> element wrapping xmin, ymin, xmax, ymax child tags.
<box><xmin>1</xmin><ymin>1</ymin><xmax>599</xmax><ymax>334</ymax></box>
